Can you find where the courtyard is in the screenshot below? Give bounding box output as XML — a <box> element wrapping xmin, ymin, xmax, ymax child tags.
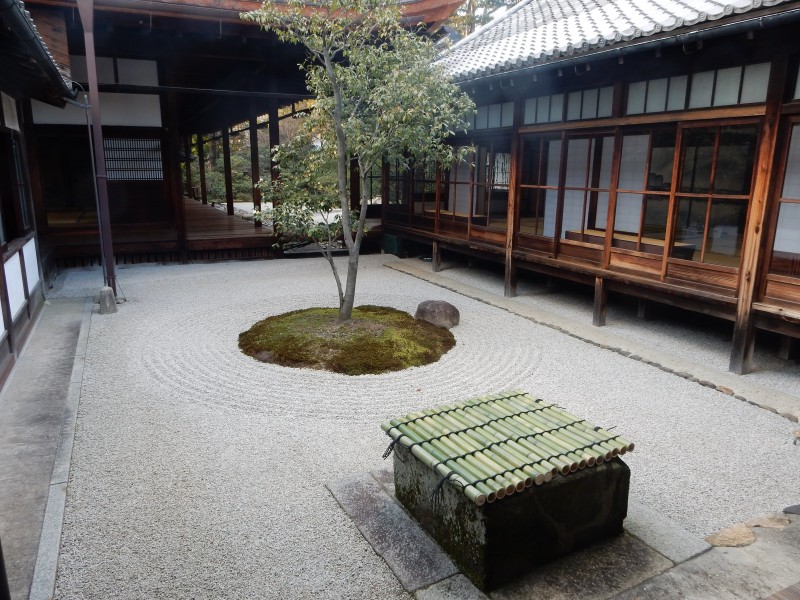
<box><xmin>2</xmin><ymin>254</ymin><xmax>799</xmax><ymax>598</ymax></box>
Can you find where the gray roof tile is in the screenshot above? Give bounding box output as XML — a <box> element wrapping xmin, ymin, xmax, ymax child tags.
<box><xmin>437</xmin><ymin>0</ymin><xmax>797</xmax><ymax>81</ymax></box>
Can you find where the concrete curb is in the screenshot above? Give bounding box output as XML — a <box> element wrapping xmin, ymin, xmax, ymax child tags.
<box><xmin>385</xmin><ymin>261</ymin><xmax>800</xmax><ymax>423</ymax></box>
<box><xmin>29</xmin><ymin>298</ymin><xmax>92</xmax><ymax>600</ymax></box>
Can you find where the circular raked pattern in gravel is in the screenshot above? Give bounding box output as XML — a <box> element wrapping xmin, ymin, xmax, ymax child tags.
<box><xmin>137</xmin><ymin>291</ymin><xmax>542</xmax><ymax>419</ymax></box>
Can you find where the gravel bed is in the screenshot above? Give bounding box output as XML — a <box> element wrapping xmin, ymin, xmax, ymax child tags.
<box><xmin>49</xmin><ymin>255</ymin><xmax>800</xmax><ymax>599</ymax></box>
<box><xmin>421</xmin><ymin>258</ymin><xmax>800</xmax><ymax>399</ymax></box>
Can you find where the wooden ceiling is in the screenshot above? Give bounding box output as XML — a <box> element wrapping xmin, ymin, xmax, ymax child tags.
<box><xmin>25</xmin><ymin>0</ymin><xmax>463</xmax><ymax>134</ymax></box>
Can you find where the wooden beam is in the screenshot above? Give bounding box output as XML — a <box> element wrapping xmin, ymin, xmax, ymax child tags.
<box><xmin>593</xmin><ymin>276</ymin><xmax>607</xmax><ymax>326</ymax></box>
<box><xmin>222</xmin><ymin>127</ymin><xmax>234</xmax><ymax>216</ymax></box>
<box><xmin>729</xmin><ymin>57</ymin><xmax>788</xmax><ymax>374</ymax></box>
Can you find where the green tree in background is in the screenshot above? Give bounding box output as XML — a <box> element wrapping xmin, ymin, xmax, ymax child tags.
<box><xmin>244</xmin><ymin>0</ymin><xmax>474</xmax><ymax>322</ymax></box>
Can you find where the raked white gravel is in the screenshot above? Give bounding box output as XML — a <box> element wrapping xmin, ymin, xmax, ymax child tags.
<box><xmin>49</xmin><ymin>255</ymin><xmax>799</xmax><ymax>599</ymax></box>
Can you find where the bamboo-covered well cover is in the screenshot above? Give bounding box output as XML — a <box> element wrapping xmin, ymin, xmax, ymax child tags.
<box><xmin>381</xmin><ymin>390</ymin><xmax>634</xmax><ymax>506</ymax></box>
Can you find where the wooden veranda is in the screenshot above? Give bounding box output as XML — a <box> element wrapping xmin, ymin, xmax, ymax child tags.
<box><xmin>45</xmin><ymin>197</ymin><xmax>277</xmax><ymax>267</ymax></box>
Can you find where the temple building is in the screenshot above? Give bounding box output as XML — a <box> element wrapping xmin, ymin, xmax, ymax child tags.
<box><xmin>1</xmin><ymin>0</ymin><xmax>72</xmax><ymax>384</ymax></box>
<box><xmin>380</xmin><ymin>0</ymin><xmax>800</xmax><ymax>373</ymax></box>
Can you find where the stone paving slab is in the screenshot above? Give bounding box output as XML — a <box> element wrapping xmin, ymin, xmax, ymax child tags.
<box><xmin>0</xmin><ymin>298</ymin><xmax>88</xmax><ymax>600</ymax></box>
<box><xmin>614</xmin><ymin>517</ymin><xmax>800</xmax><ymax>599</ymax></box>
<box><xmin>416</xmin><ymin>574</ymin><xmax>488</xmax><ymax>600</ymax></box>
<box><xmin>625</xmin><ymin>502</ymin><xmax>711</xmax><ymax>564</ymax></box>
<box><xmin>491</xmin><ymin>533</ymin><xmax>672</xmax><ymax>600</ymax></box>
<box><xmin>326</xmin><ymin>474</ymin><xmax>458</xmax><ymax>592</ymax></box>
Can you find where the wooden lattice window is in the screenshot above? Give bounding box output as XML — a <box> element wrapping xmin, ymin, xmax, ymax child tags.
<box><xmin>103</xmin><ymin>137</ymin><xmax>163</xmax><ymax>181</ymax></box>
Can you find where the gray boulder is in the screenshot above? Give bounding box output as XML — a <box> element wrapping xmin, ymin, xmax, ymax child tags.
<box><xmin>415</xmin><ymin>300</ymin><xmax>459</xmax><ymax>329</ymax></box>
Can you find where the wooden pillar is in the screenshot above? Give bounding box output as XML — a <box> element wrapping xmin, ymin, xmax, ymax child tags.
<box><xmin>729</xmin><ymin>57</ymin><xmax>787</xmax><ymax>374</ymax></box>
<box><xmin>76</xmin><ymin>0</ymin><xmax>117</xmax><ymax>293</ymax></box>
<box><xmin>505</xmin><ymin>260</ymin><xmax>518</xmax><ymax>298</ymax></box>
<box><xmin>505</xmin><ymin>98</ymin><xmax>522</xmax><ymax>298</ymax></box>
<box><xmin>268</xmin><ymin>102</ymin><xmax>280</xmax><ymax>182</ymax></box>
<box><xmin>637</xmin><ymin>299</ymin><xmax>650</xmax><ymax>321</ymax></box>
<box><xmin>593</xmin><ymin>276</ymin><xmax>607</xmax><ymax>327</ymax></box>
<box><xmin>165</xmin><ymin>90</ymin><xmax>187</xmax><ymax>263</ymax></box>
<box><xmin>778</xmin><ymin>336</ymin><xmax>797</xmax><ymax>361</ymax></box>
<box><xmin>249</xmin><ymin>102</ymin><xmax>261</xmax><ymax>211</ymax></box>
<box><xmin>197</xmin><ymin>134</ymin><xmax>207</xmax><ymax>205</ymax></box>
<box><xmin>222</xmin><ymin>127</ymin><xmax>234</xmax><ymax>216</ymax></box>
<box><xmin>431</xmin><ymin>241</ymin><xmax>441</xmax><ymax>273</ymax></box>
<box><xmin>182</xmin><ymin>136</ymin><xmax>193</xmax><ymax>197</ymax></box>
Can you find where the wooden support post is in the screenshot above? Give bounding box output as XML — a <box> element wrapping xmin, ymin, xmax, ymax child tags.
<box><xmin>197</xmin><ymin>134</ymin><xmax>207</xmax><ymax>205</ymax></box>
<box><xmin>637</xmin><ymin>299</ymin><xmax>650</xmax><ymax>321</ymax></box>
<box><xmin>431</xmin><ymin>241</ymin><xmax>441</xmax><ymax>273</ymax></box>
<box><xmin>729</xmin><ymin>58</ymin><xmax>787</xmax><ymax>374</ymax></box>
<box><xmin>165</xmin><ymin>90</ymin><xmax>187</xmax><ymax>263</ymax></box>
<box><xmin>268</xmin><ymin>102</ymin><xmax>280</xmax><ymax>183</ymax></box>
<box><xmin>504</xmin><ymin>98</ymin><xmax>521</xmax><ymax>299</ymax></box>
<box><xmin>182</xmin><ymin>136</ymin><xmax>193</xmax><ymax>197</ymax></box>
<box><xmin>778</xmin><ymin>336</ymin><xmax>797</xmax><ymax>361</ymax></box>
<box><xmin>76</xmin><ymin>0</ymin><xmax>117</xmax><ymax>293</ymax></box>
<box><xmin>222</xmin><ymin>127</ymin><xmax>234</xmax><ymax>216</ymax></box>
<box><xmin>249</xmin><ymin>102</ymin><xmax>261</xmax><ymax>212</ymax></box>
<box><xmin>505</xmin><ymin>260</ymin><xmax>517</xmax><ymax>298</ymax></box>
<box><xmin>593</xmin><ymin>276</ymin><xmax>607</xmax><ymax>327</ymax></box>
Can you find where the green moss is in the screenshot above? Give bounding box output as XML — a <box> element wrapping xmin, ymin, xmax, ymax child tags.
<box><xmin>239</xmin><ymin>305</ymin><xmax>455</xmax><ymax>375</ymax></box>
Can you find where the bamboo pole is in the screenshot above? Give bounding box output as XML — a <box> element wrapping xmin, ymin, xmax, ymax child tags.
<box><xmin>488</xmin><ymin>398</ymin><xmax>608</xmax><ymax>464</ymax></box>
<box><xmin>434</xmin><ymin>409</ymin><xmax>551</xmax><ymax>485</ymax></box>
<box><xmin>500</xmin><ymin>395</ymin><xmax>634</xmax><ymax>456</ymax></box>
<box><xmin>404</xmin><ymin>415</ymin><xmax>519</xmax><ymax>497</ymax></box>
<box><xmin>483</xmin><ymin>395</ymin><xmax>623</xmax><ymax>460</ymax></box>
<box><xmin>381</xmin><ymin>424</ymin><xmax>487</xmax><ymax>505</ymax></box>
<box><xmin>432</xmin><ymin>406</ymin><xmax>556</xmax><ymax>482</ymax></box>
<box><xmin>386</xmin><ymin>424</ymin><xmax>500</xmax><ymax>502</ymax></box>
<box><xmin>383</xmin><ymin>391</ymin><xmax>634</xmax><ymax>506</ymax></box>
<box><xmin>419</xmin><ymin>410</ymin><xmax>531</xmax><ymax>491</ymax></box>
<box><xmin>498</xmin><ymin>392</ymin><xmax>635</xmax><ymax>453</ymax></box>
<box><xmin>464</xmin><ymin>403</ymin><xmax>586</xmax><ymax>472</ymax></box>
<box><xmin>387</xmin><ymin>419</ymin><xmax>504</xmax><ymax>500</ymax></box>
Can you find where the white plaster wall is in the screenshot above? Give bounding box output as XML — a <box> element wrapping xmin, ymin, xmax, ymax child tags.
<box><xmin>4</xmin><ymin>253</ymin><xmax>26</xmax><ymax>320</ymax></box>
<box><xmin>117</xmin><ymin>59</ymin><xmax>159</xmax><ymax>86</ymax></box>
<box><xmin>1</xmin><ymin>93</ymin><xmax>19</xmax><ymax>132</ymax></box>
<box><xmin>23</xmin><ymin>238</ymin><xmax>40</xmax><ymax>291</ymax></box>
<box><xmin>32</xmin><ymin>93</ymin><xmax>162</xmax><ymax>127</ymax></box>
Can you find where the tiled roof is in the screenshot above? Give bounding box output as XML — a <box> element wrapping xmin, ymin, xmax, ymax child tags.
<box><xmin>437</xmin><ymin>0</ymin><xmax>797</xmax><ymax>82</ymax></box>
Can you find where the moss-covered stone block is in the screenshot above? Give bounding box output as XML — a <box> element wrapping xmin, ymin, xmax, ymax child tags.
<box><xmin>394</xmin><ymin>444</ymin><xmax>630</xmax><ymax>592</ymax></box>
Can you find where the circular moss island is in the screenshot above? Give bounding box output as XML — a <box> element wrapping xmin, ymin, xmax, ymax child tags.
<box><xmin>239</xmin><ymin>305</ymin><xmax>456</xmax><ymax>375</ymax></box>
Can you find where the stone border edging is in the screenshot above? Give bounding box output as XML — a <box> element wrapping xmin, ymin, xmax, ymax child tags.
<box><xmin>385</xmin><ymin>261</ymin><xmax>799</xmax><ymax>424</ymax></box>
